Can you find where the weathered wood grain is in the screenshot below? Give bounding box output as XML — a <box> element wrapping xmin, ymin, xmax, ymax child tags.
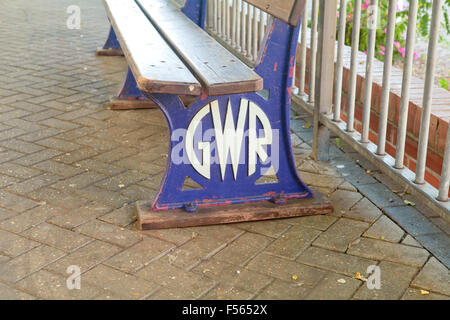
<box><xmin>103</xmin><ymin>0</ymin><xmax>202</xmax><ymax>95</ymax></box>
<box><xmin>136</xmin><ymin>189</ymin><xmax>333</xmax><ymax>230</ymax></box>
<box><xmin>137</xmin><ymin>0</ymin><xmax>263</xmax><ymax>96</ymax></box>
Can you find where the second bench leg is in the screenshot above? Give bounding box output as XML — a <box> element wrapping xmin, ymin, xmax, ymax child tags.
<box><xmin>96</xmin><ymin>26</ymin><xmax>124</xmax><ymax>56</ymax></box>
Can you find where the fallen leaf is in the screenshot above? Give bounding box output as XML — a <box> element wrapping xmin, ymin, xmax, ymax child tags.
<box><xmin>420</xmin><ymin>290</ymin><xmax>430</xmax><ymax>295</ymax></box>
<box><xmin>292</xmin><ymin>275</ymin><xmax>298</xmax><ymax>280</ymax></box>
<box><xmin>302</xmin><ymin>122</ymin><xmax>311</xmax><ymax>129</ymax></box>
<box><xmin>118</xmin><ymin>184</ymin><xmax>125</xmax><ymax>188</ymax></box>
<box><xmin>353</xmin><ymin>272</ymin><xmax>367</xmax><ymax>281</ymax></box>
<box><xmin>337</xmin><ymin>279</ymin><xmax>346</xmax><ymax>284</ymax></box>
<box><xmin>404</xmin><ymin>200</ymin><xmax>415</xmax><ymax>206</ymax></box>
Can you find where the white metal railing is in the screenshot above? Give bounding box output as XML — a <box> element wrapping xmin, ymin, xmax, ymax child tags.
<box><xmin>295</xmin><ymin>0</ymin><xmax>449</xmax><ymax>217</ymax></box>
<box><xmin>205</xmin><ymin>0</ymin><xmax>450</xmax><ymax>218</ymax></box>
<box><xmin>206</xmin><ymin>0</ymin><xmax>268</xmax><ymax>64</ymax></box>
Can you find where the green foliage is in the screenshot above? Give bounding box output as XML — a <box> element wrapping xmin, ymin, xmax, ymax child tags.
<box><xmin>440</xmin><ymin>78</ymin><xmax>449</xmax><ymax>90</ymax></box>
<box><xmin>341</xmin><ymin>0</ymin><xmax>450</xmax><ymax>62</ymax></box>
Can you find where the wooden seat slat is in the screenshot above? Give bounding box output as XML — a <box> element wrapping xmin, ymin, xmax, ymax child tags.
<box><xmin>103</xmin><ymin>0</ymin><xmax>202</xmax><ymax>95</ymax></box>
<box><xmin>137</xmin><ymin>0</ymin><xmax>263</xmax><ymax>96</ymax></box>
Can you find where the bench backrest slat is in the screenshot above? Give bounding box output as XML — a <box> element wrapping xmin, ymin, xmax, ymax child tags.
<box><xmin>244</xmin><ymin>0</ymin><xmax>306</xmax><ymax>26</ymax></box>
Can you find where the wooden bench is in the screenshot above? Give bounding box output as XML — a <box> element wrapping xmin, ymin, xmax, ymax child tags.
<box><xmin>99</xmin><ymin>0</ymin><xmax>333</xmax><ymax>229</ymax></box>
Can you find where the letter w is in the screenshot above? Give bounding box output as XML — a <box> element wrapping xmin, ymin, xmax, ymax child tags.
<box><xmin>211</xmin><ymin>99</ymin><xmax>248</xmax><ymax>180</ymax></box>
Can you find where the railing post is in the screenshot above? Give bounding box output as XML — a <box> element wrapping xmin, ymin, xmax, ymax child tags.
<box><xmin>312</xmin><ymin>0</ymin><xmax>338</xmax><ymax>161</ymax></box>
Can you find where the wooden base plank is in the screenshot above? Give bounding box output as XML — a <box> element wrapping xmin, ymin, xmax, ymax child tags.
<box><xmin>96</xmin><ymin>48</ymin><xmax>124</xmax><ymax>56</ymax></box>
<box><xmin>136</xmin><ymin>189</ymin><xmax>333</xmax><ymax>230</ymax></box>
<box><xmin>108</xmin><ymin>98</ymin><xmax>157</xmax><ymax>110</ymax></box>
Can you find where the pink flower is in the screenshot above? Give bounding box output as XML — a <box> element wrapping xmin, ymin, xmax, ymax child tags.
<box><xmin>379</xmin><ymin>50</ymin><xmax>385</xmax><ymax>56</ymax></box>
<box><xmin>413</xmin><ymin>52</ymin><xmax>420</xmax><ymax>60</ymax></box>
<box><xmin>380</xmin><ymin>45</ymin><xmax>385</xmax><ymax>51</ymax></box>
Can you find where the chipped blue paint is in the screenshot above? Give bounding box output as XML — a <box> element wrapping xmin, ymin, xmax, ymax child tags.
<box><xmin>101</xmin><ymin>25</ymin><xmax>121</xmax><ymax>51</ymax></box>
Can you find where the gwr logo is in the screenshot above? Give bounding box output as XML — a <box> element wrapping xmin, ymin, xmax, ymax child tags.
<box><xmin>185</xmin><ymin>99</ymin><xmax>273</xmax><ymax>180</ymax></box>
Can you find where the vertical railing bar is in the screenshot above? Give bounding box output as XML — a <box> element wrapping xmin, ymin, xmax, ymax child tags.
<box><xmin>258</xmin><ymin>10</ymin><xmax>265</xmax><ymax>52</ymax></box>
<box><xmin>361</xmin><ymin>0</ymin><xmax>378</xmax><ymax>142</ymax></box>
<box><xmin>241</xmin><ymin>0</ymin><xmax>246</xmax><ymax>54</ymax></box>
<box><xmin>222</xmin><ymin>0</ymin><xmax>227</xmax><ymax>40</ymax></box>
<box><xmin>333</xmin><ymin>0</ymin><xmax>347</xmax><ymax>122</ymax></box>
<box><xmin>214</xmin><ymin>0</ymin><xmax>218</xmax><ymax>33</ymax></box>
<box><xmin>231</xmin><ymin>0</ymin><xmax>237</xmax><ymax>47</ymax></box>
<box><xmin>236</xmin><ymin>0</ymin><xmax>241</xmax><ymax>51</ymax></box>
<box><xmin>252</xmin><ymin>7</ymin><xmax>258</xmax><ymax>62</ymax></box>
<box><xmin>312</xmin><ymin>0</ymin><xmax>338</xmax><ymax>161</ymax></box>
<box><xmin>207</xmin><ymin>0</ymin><xmax>214</xmax><ymax>30</ymax></box>
<box><xmin>298</xmin><ymin>0</ymin><xmax>309</xmax><ymax>96</ymax></box>
<box><xmin>247</xmin><ymin>4</ymin><xmax>253</xmax><ymax>59</ymax></box>
<box><xmin>226</xmin><ymin>0</ymin><xmax>231</xmax><ymax>43</ymax></box>
<box><xmin>438</xmin><ymin>126</ymin><xmax>450</xmax><ymax>201</ymax></box>
<box><xmin>376</xmin><ymin>0</ymin><xmax>397</xmax><ymax>154</ymax></box>
<box><xmin>415</xmin><ymin>0</ymin><xmax>442</xmax><ymax>184</ymax></box>
<box><xmin>395</xmin><ymin>0</ymin><xmax>418</xmax><ymax>169</ymax></box>
<box><xmin>346</xmin><ymin>0</ymin><xmax>361</xmax><ymax>132</ymax></box>
<box><xmin>308</xmin><ymin>0</ymin><xmax>319</xmax><ymax>103</ymax></box>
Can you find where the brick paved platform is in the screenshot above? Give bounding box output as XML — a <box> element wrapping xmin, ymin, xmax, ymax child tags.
<box><xmin>0</xmin><ymin>0</ymin><xmax>448</xmax><ymax>300</ymax></box>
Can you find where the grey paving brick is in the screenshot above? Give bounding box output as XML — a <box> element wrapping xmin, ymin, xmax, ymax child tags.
<box><xmin>401</xmin><ymin>288</ymin><xmax>450</xmax><ymax>300</ymax></box>
<box><xmin>353</xmin><ymin>261</ymin><xmax>418</xmax><ymax>300</ymax></box>
<box><xmin>343</xmin><ymin>197</ymin><xmax>383</xmax><ymax>223</ymax></box>
<box><xmin>298</xmin><ymin>171</ymin><xmax>344</xmax><ymax>190</ymax></box>
<box><xmin>104</xmin><ymin>237</ymin><xmax>174</xmax><ymax>273</ymax></box>
<box><xmin>97</xmin><ymin>204</ymin><xmax>137</xmax><ymax>227</ymax></box>
<box><xmin>296</xmin><ymin>246</ymin><xmax>377</xmax><ymax>277</ymax></box>
<box><xmin>401</xmin><ymin>235</ymin><xmax>423</xmax><ymax>248</ymax></box>
<box><xmin>0</xmin><ymin>282</ymin><xmax>35</xmax><ymax>300</ymax></box>
<box><xmin>45</xmin><ymin>240</ymin><xmax>122</xmax><ymax>276</ymax></box>
<box><xmin>0</xmin><ymin>162</ymin><xmax>42</xmax><ymax>179</ymax></box>
<box><xmin>0</xmin><ymin>139</ymin><xmax>44</xmax><ymax>154</ymax></box>
<box><xmin>411</xmin><ymin>257</ymin><xmax>450</xmax><ymax>296</ymax></box>
<box><xmin>356</xmin><ymin>183</ymin><xmax>404</xmax><ymax>208</ymax></box>
<box><xmin>137</xmin><ymin>259</ymin><xmax>215</xmax><ymax>299</ymax></box>
<box><xmin>199</xmin><ymin>284</ymin><xmax>253</xmax><ymax>300</ymax></box>
<box><xmin>233</xmin><ymin>220</ymin><xmax>291</xmax><ymax>239</ymax></box>
<box><xmin>384</xmin><ymin>206</ymin><xmax>442</xmax><ymax>236</ymax></box>
<box><xmin>15</xmin><ymin>269</ymin><xmax>100</xmax><ymax>300</ymax></box>
<box><xmin>0</xmin><ymin>205</ymin><xmax>63</xmax><ymax>233</ymax></box>
<box><xmin>75</xmin><ymin>220</ymin><xmax>142</xmax><ymax>248</ymax></box>
<box><xmin>347</xmin><ymin>238</ymin><xmax>430</xmax><ymax>267</ymax></box>
<box><xmin>305</xmin><ymin>273</ymin><xmax>361</xmax><ymax>300</ymax></box>
<box><xmin>285</xmin><ymin>214</ymin><xmax>337</xmax><ymax>230</ymax></box>
<box><xmin>264</xmin><ymin>225</ymin><xmax>321</xmax><ymax>259</ymax></box>
<box><xmin>247</xmin><ymin>253</ymin><xmax>326</xmax><ymax>287</ymax></box>
<box><xmin>363</xmin><ymin>215</ymin><xmax>405</xmax><ymax>242</ymax></box>
<box><xmin>6</xmin><ymin>173</ymin><xmax>61</xmax><ymax>194</ymax></box>
<box><xmin>83</xmin><ymin>264</ymin><xmax>157</xmax><ymax>299</ymax></box>
<box><xmin>415</xmin><ymin>233</ymin><xmax>450</xmax><ymax>268</ymax></box>
<box><xmin>0</xmin><ymin>190</ymin><xmax>40</xmax><ymax>213</ymax></box>
<box><xmin>192</xmin><ymin>257</ymin><xmax>272</xmax><ymax>294</ymax></box>
<box><xmin>22</xmin><ymin>222</ymin><xmax>93</xmax><ymax>252</ymax></box>
<box><xmin>329</xmin><ymin>190</ymin><xmax>364</xmax><ymax>217</ymax></box>
<box><xmin>0</xmin><ymin>245</ymin><xmax>66</xmax><ymax>283</ymax></box>
<box><xmin>213</xmin><ymin>232</ymin><xmax>272</xmax><ymax>266</ymax></box>
<box><xmin>255</xmin><ymin>279</ymin><xmax>310</xmax><ymax>299</ymax></box>
<box><xmin>0</xmin><ymin>229</ymin><xmax>40</xmax><ymax>257</ymax></box>
<box><xmin>142</xmin><ymin>228</ymin><xmax>197</xmax><ymax>246</ymax></box>
<box><xmin>313</xmin><ymin>218</ymin><xmax>369</xmax><ymax>252</ymax></box>
<box><xmin>335</xmin><ymin>162</ymin><xmax>378</xmax><ymax>186</ymax></box>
